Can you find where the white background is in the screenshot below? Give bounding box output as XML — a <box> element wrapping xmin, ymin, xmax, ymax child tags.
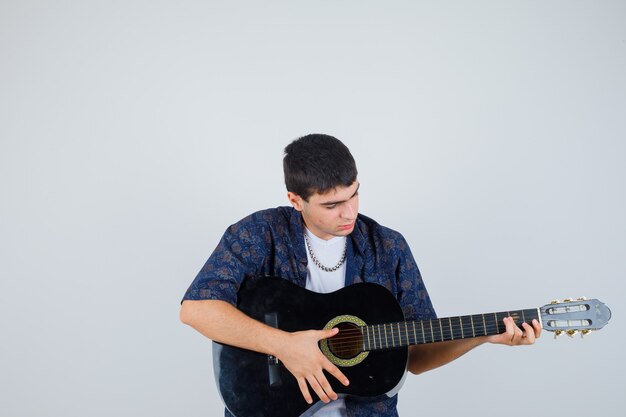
<box><xmin>1</xmin><ymin>1</ymin><xmax>624</xmax><ymax>416</ymax></box>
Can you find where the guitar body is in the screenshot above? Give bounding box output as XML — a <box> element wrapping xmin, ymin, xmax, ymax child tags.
<box><xmin>213</xmin><ymin>276</ymin><xmax>409</xmax><ymax>417</ymax></box>
<box><xmin>211</xmin><ymin>277</ymin><xmax>612</xmax><ymax>417</ymax></box>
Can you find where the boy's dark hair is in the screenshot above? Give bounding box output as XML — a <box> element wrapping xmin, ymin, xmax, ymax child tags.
<box><xmin>283</xmin><ymin>134</ymin><xmax>358</xmax><ymax>201</ymax></box>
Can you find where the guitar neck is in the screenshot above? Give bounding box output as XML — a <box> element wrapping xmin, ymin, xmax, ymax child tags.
<box><xmin>362</xmin><ymin>309</ymin><xmax>540</xmax><ymax>351</ymax></box>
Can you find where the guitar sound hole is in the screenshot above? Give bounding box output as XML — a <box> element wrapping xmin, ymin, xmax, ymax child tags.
<box><xmin>328</xmin><ymin>322</ymin><xmax>363</xmax><ymax>359</ymax></box>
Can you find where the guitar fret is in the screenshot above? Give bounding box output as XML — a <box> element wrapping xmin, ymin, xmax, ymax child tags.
<box><xmin>459</xmin><ymin>317</ymin><xmax>464</xmax><ymax>339</ymax></box>
<box><xmin>470</xmin><ymin>315</ymin><xmax>476</xmax><ymax>337</ymax></box>
<box><xmin>420</xmin><ymin>321</ymin><xmax>425</xmax><ymax>343</ymax></box>
<box><xmin>428</xmin><ymin>320</ymin><xmax>435</xmax><ymax>342</ymax></box>
<box><xmin>395</xmin><ymin>323</ymin><xmax>399</xmax><ymax>346</ymax></box>
<box><xmin>404</xmin><ymin>322</ymin><xmax>409</xmax><ymax>346</ymax></box>
<box><xmin>438</xmin><ymin>319</ymin><xmax>443</xmax><ymax>342</ymax></box>
<box><xmin>465</xmin><ymin>316</ymin><xmax>470</xmax><ymax>338</ymax></box>
<box><xmin>471</xmin><ymin>314</ymin><xmax>482</xmax><ymax>336</ymax></box>
<box><xmin>398</xmin><ymin>322</ymin><xmax>402</xmax><ymax>346</ymax></box>
<box><xmin>384</xmin><ymin>324</ymin><xmax>389</xmax><ymax>348</ymax></box>
<box><xmin>449</xmin><ymin>317</ymin><xmax>454</xmax><ymax>340</ymax></box>
<box><xmin>494</xmin><ymin>313</ymin><xmax>499</xmax><ymax>333</ymax></box>
<box><xmin>482</xmin><ymin>314</ymin><xmax>487</xmax><ymax>336</ymax></box>
<box><xmin>439</xmin><ymin>318</ymin><xmax>446</xmax><ymax>341</ymax></box>
<box><xmin>378</xmin><ymin>324</ymin><xmax>383</xmax><ymax>349</ymax></box>
<box><xmin>392</xmin><ymin>323</ymin><xmax>397</xmax><ymax>347</ymax></box>
<box><xmin>412</xmin><ymin>321</ymin><xmax>417</xmax><ymax>345</ymax></box>
<box><xmin>372</xmin><ymin>326</ymin><xmax>383</xmax><ymax>349</ymax></box>
<box><xmin>441</xmin><ymin>317</ymin><xmax>450</xmax><ymax>341</ymax></box>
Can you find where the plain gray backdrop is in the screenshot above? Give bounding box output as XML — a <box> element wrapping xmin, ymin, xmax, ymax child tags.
<box><xmin>1</xmin><ymin>1</ymin><xmax>624</xmax><ymax>416</ymax></box>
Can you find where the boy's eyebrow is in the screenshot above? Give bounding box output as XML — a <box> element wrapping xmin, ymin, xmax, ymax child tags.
<box><xmin>320</xmin><ymin>183</ymin><xmax>360</xmax><ymax>206</ymax></box>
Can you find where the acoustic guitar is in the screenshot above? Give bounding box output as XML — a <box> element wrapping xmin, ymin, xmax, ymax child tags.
<box><xmin>213</xmin><ymin>276</ymin><xmax>611</xmax><ymax>417</ymax></box>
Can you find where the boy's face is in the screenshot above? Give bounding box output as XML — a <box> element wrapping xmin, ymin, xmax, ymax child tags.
<box><xmin>288</xmin><ymin>181</ymin><xmax>360</xmax><ymax>240</ymax></box>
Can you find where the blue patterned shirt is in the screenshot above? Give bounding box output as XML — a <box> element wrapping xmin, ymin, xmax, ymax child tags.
<box><xmin>183</xmin><ymin>206</ymin><xmax>436</xmax><ymax>417</ymax></box>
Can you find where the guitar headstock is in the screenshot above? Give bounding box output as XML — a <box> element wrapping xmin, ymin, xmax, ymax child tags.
<box><xmin>540</xmin><ymin>298</ymin><xmax>611</xmax><ymax>338</ymax></box>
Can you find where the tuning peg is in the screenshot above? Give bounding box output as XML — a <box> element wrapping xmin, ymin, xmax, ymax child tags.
<box><xmin>577</xmin><ymin>296</ymin><xmax>587</xmax><ymax>301</ymax></box>
<box><xmin>581</xmin><ymin>329</ymin><xmax>591</xmax><ymax>338</ymax></box>
<box><xmin>566</xmin><ymin>330</ymin><xmax>577</xmax><ymax>337</ymax></box>
<box><xmin>550</xmin><ymin>299</ymin><xmax>561</xmax><ymax>304</ymax></box>
<box><xmin>554</xmin><ymin>330</ymin><xmax>563</xmax><ymax>339</ymax></box>
<box><xmin>563</xmin><ymin>298</ymin><xmax>573</xmax><ymax>303</ymax></box>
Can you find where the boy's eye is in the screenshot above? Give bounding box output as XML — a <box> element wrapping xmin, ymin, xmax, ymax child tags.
<box><xmin>326</xmin><ymin>204</ymin><xmax>337</xmax><ymax>209</ymax></box>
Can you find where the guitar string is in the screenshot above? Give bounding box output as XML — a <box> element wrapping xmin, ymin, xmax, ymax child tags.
<box><xmin>327</xmin><ymin>330</ymin><xmax>541</xmax><ymax>355</ymax></box>
<box><xmin>328</xmin><ymin>317</ymin><xmax>538</xmax><ymax>340</ymax></box>
<box><xmin>327</xmin><ymin>330</ymin><xmax>512</xmax><ymax>347</ymax></box>
<box><xmin>322</xmin><ymin>313</ymin><xmax>539</xmax><ymax>343</ymax></box>
<box><xmin>330</xmin><ymin>322</ymin><xmax>534</xmax><ymax>340</ymax></box>
<box><xmin>326</xmin><ymin>326</ymin><xmax>523</xmax><ymax>347</ymax></box>
<box><xmin>314</xmin><ymin>312</ymin><xmax>540</xmax><ymax>349</ymax></box>
<box><xmin>323</xmin><ymin>321</ymin><xmax>538</xmax><ymax>350</ymax></box>
<box><xmin>325</xmin><ymin>325</ymin><xmax>511</xmax><ymax>347</ymax></box>
<box><xmin>324</xmin><ymin>329</ymin><xmax>531</xmax><ymax>353</ymax></box>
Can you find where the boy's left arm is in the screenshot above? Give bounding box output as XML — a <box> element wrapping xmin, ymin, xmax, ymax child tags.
<box><xmin>408</xmin><ymin>317</ymin><xmax>542</xmax><ymax>375</ymax></box>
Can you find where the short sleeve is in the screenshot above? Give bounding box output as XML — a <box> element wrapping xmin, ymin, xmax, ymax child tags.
<box><xmin>182</xmin><ymin>215</ymin><xmax>267</xmax><ymax>306</ymax></box>
<box><xmin>395</xmin><ymin>234</ymin><xmax>437</xmax><ymax>321</ymax></box>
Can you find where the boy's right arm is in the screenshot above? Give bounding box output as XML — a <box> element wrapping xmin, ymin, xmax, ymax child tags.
<box><xmin>180</xmin><ymin>299</ymin><xmax>349</xmax><ymax>404</ymax></box>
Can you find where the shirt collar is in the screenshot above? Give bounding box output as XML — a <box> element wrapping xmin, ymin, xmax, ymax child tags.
<box><xmin>288</xmin><ymin>208</ymin><xmax>308</xmax><ymax>283</ymax></box>
<box><xmin>288</xmin><ymin>207</ymin><xmax>368</xmax><ymax>285</ymax></box>
<box><xmin>349</xmin><ymin>216</ymin><xmax>367</xmax><ymax>256</ymax></box>
<box><xmin>289</xmin><ymin>206</ymin><xmax>367</xmax><ymax>254</ymax></box>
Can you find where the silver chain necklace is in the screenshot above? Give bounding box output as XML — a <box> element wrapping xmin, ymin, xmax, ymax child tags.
<box><xmin>303</xmin><ymin>232</ymin><xmax>347</xmax><ymax>272</ymax></box>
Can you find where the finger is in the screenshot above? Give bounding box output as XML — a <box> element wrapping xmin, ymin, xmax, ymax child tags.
<box><xmin>507</xmin><ymin>317</ymin><xmax>524</xmax><ymax>344</ymax></box>
<box><xmin>314</xmin><ymin>370</ymin><xmax>338</xmax><ymax>401</ymax></box>
<box><xmin>318</xmin><ymin>327</ymin><xmax>339</xmax><ymax>340</ymax></box>
<box><xmin>504</xmin><ymin>317</ymin><xmax>516</xmax><ymax>343</ymax></box>
<box><xmin>324</xmin><ymin>360</ymin><xmax>350</xmax><ymax>387</ymax></box>
<box><xmin>532</xmin><ymin>319</ymin><xmax>542</xmax><ymax>338</ymax></box>
<box><xmin>306</xmin><ymin>374</ymin><xmax>331</xmax><ymax>403</ymax></box>
<box><xmin>521</xmin><ymin>322</ymin><xmax>535</xmax><ymax>344</ymax></box>
<box><xmin>512</xmin><ymin>318</ymin><xmax>526</xmax><ymax>343</ymax></box>
<box><xmin>297</xmin><ymin>377</ymin><xmax>313</xmax><ymax>404</ymax></box>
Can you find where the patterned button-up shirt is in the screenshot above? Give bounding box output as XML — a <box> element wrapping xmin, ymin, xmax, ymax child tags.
<box><xmin>183</xmin><ymin>206</ymin><xmax>436</xmax><ymax>417</ymax></box>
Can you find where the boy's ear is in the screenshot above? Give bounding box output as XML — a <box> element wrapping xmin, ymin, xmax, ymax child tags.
<box><xmin>287</xmin><ymin>192</ymin><xmax>304</xmax><ymax>211</ymax></box>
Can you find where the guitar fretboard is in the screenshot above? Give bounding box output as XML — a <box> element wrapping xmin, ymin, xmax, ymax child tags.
<box><xmin>361</xmin><ymin>309</ymin><xmax>540</xmax><ymax>351</ymax></box>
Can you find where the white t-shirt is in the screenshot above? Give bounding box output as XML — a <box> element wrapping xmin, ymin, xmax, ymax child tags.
<box><xmin>304</xmin><ymin>227</ymin><xmax>348</xmax><ymax>417</ymax></box>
